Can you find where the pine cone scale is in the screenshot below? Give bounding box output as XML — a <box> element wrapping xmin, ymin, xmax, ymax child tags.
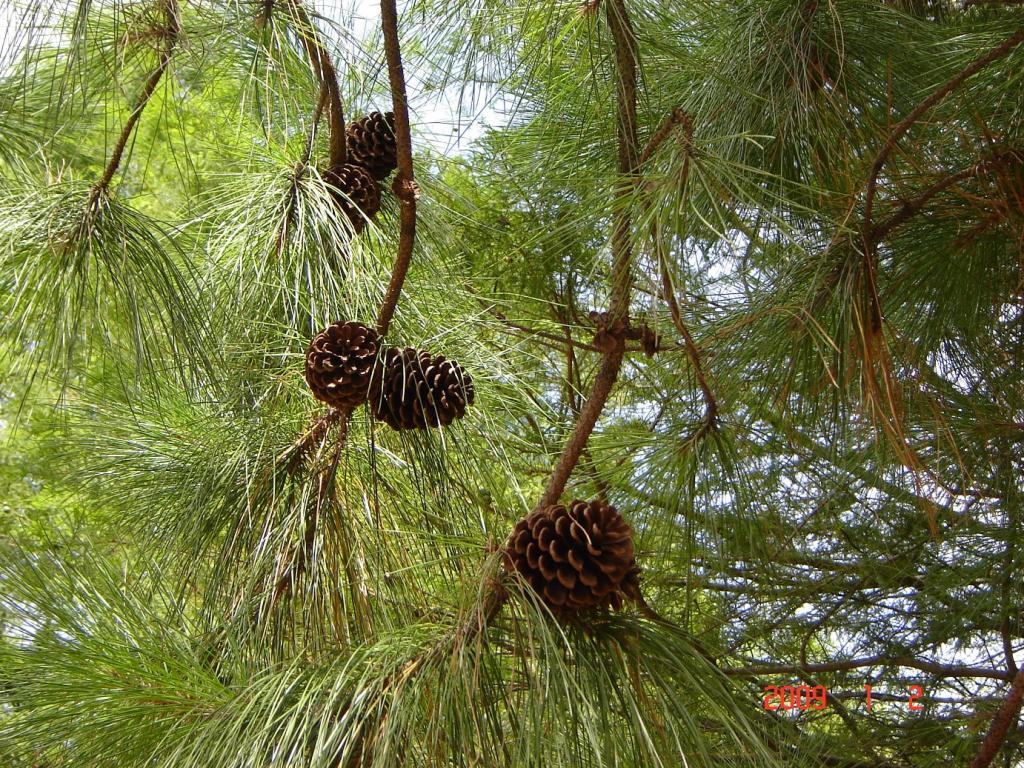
<box><xmin>323</xmin><ymin>163</ymin><xmax>381</xmax><ymax>234</ymax></box>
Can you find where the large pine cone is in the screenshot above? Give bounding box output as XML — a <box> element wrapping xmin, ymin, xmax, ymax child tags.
<box><xmin>346</xmin><ymin>112</ymin><xmax>398</xmax><ymax>181</ymax></box>
<box><xmin>305</xmin><ymin>321</ymin><xmax>381</xmax><ymax>409</ymax></box>
<box><xmin>369</xmin><ymin>347</ymin><xmax>474</xmax><ymax>430</ymax></box>
<box><xmin>323</xmin><ymin>163</ymin><xmax>381</xmax><ymax>233</ymax></box>
<box><xmin>504</xmin><ymin>499</ymin><xmax>641</xmax><ymax>614</ymax></box>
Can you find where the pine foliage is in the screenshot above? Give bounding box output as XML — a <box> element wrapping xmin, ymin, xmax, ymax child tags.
<box><xmin>1</xmin><ymin>1</ymin><xmax>1023</xmax><ymax>767</ymax></box>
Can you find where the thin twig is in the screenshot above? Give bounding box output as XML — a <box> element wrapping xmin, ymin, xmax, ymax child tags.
<box><xmin>375</xmin><ymin>0</ymin><xmax>418</xmax><ymax>337</ymax></box>
<box><xmin>286</xmin><ymin>0</ymin><xmax>346</xmax><ymax>166</ymax></box>
<box><xmin>271</xmin><ymin>409</ymin><xmax>351</xmax><ymax>605</ymax></box>
<box><xmin>474</xmin><ymin>295</ymin><xmax>603</xmax><ymax>353</ymax></box>
<box><xmin>638</xmin><ymin>107</ymin><xmax>690</xmax><ymax>166</ymax></box>
<box><xmin>96</xmin><ymin>0</ymin><xmax>179</xmax><ymax>192</ymax></box>
<box><xmin>863</xmin><ymin>24</ymin><xmax>1024</xmax><ymax>241</ymax></box>
<box><xmin>537</xmin><ymin>0</ymin><xmax>639</xmax><ymax>509</ymax></box>
<box><xmin>642</xmin><ymin>111</ymin><xmax>718</xmax><ymax>432</ymax></box>
<box><xmin>969</xmin><ymin>666</ymin><xmax>1024</xmax><ymax>768</ymax></box>
<box><xmin>301</xmin><ymin>86</ymin><xmax>329</xmax><ymax>166</ymax></box>
<box><xmin>869</xmin><ymin>147</ymin><xmax>1018</xmax><ymax>243</ymax></box>
<box><xmin>278</xmin><ymin>408</ymin><xmax>342</xmax><ymax>473</ymax></box>
<box><xmin>270</xmin><ymin>87</ymin><xmax>329</xmax><ymax>256</ymax></box>
<box><xmin>662</xmin><ymin>266</ymin><xmax>719</xmax><ymax>431</ymax></box>
<box><xmin>860</xmin><ymin>25</ymin><xmax>1024</xmax><ymax>334</ymax></box>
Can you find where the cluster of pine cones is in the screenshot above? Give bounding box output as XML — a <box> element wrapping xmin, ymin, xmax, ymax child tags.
<box><xmin>304</xmin><ymin>324</ymin><xmax>642</xmax><ymax>617</ymax></box>
<box><xmin>305</xmin><ymin>320</ymin><xmax>474</xmax><ymax>430</ymax></box>
<box><xmin>304</xmin><ymin>98</ymin><xmax>644</xmax><ymax>624</ymax></box>
<box><xmin>323</xmin><ymin>111</ymin><xmax>397</xmax><ymax>233</ymax></box>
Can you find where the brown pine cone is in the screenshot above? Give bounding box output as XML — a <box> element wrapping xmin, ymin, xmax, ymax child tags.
<box><xmin>323</xmin><ymin>163</ymin><xmax>381</xmax><ymax>233</ymax></box>
<box><xmin>305</xmin><ymin>321</ymin><xmax>381</xmax><ymax>409</ymax></box>
<box><xmin>369</xmin><ymin>347</ymin><xmax>474</xmax><ymax>430</ymax></box>
<box><xmin>504</xmin><ymin>499</ymin><xmax>641</xmax><ymax>614</ymax></box>
<box><xmin>346</xmin><ymin>112</ymin><xmax>398</xmax><ymax>181</ymax></box>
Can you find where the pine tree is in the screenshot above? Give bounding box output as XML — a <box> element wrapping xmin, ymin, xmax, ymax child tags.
<box><xmin>1</xmin><ymin>1</ymin><xmax>1023</xmax><ymax>767</ymax></box>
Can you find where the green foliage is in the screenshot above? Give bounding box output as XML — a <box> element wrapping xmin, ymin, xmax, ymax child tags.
<box><xmin>2</xmin><ymin>0</ymin><xmax>1024</xmax><ymax>766</ymax></box>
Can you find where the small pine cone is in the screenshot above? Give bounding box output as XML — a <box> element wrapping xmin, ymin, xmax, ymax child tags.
<box><xmin>305</xmin><ymin>321</ymin><xmax>381</xmax><ymax>409</ymax></box>
<box><xmin>369</xmin><ymin>347</ymin><xmax>474</xmax><ymax>430</ymax></box>
<box><xmin>346</xmin><ymin>112</ymin><xmax>398</xmax><ymax>181</ymax></box>
<box><xmin>323</xmin><ymin>163</ymin><xmax>381</xmax><ymax>233</ymax></box>
<box><xmin>504</xmin><ymin>499</ymin><xmax>641</xmax><ymax>614</ymax></box>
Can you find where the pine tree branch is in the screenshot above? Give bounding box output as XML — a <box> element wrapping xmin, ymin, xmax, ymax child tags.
<box><xmin>271</xmin><ymin>409</ymin><xmax>352</xmax><ymax>607</ymax></box>
<box><xmin>606</xmin><ymin>0</ymin><xmax>639</xmax><ymax>326</ymax></box>
<box><xmin>859</xmin><ymin>24</ymin><xmax>1024</xmax><ymax>340</ymax></box>
<box><xmin>285</xmin><ymin>0</ymin><xmax>346</xmax><ymax>166</ymax></box>
<box><xmin>95</xmin><ymin>0</ymin><xmax>179</xmax><ymax>192</ymax></box>
<box><xmin>638</xmin><ymin>107</ymin><xmax>689</xmax><ymax>166</ymax></box>
<box><xmin>301</xmin><ymin>87</ymin><xmax>329</xmax><ymax>166</ymax></box>
<box><xmin>643</xmin><ymin>111</ymin><xmax>718</xmax><ymax>434</ymax></box>
<box><xmin>863</xmin><ymin>24</ymin><xmax>1024</xmax><ymax>242</ymax></box>
<box><xmin>472</xmin><ymin>294</ymin><xmax>604</xmax><ymax>353</ymax></box>
<box><xmin>375</xmin><ymin>0</ymin><xmax>418</xmax><ymax>337</ymax></box>
<box><xmin>537</xmin><ymin>0</ymin><xmax>639</xmax><ymax>509</ymax></box>
<box><xmin>969</xmin><ymin>666</ymin><xmax>1024</xmax><ymax>768</ymax></box>
<box><xmin>277</xmin><ymin>407</ymin><xmax>341</xmax><ymax>470</ymax></box>
<box><xmin>868</xmin><ymin>147</ymin><xmax>1019</xmax><ymax>243</ymax></box>
<box><xmin>661</xmin><ymin>266</ymin><xmax>718</xmax><ymax>432</ymax></box>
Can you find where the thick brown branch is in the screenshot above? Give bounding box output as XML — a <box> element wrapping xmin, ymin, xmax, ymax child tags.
<box><xmin>96</xmin><ymin>0</ymin><xmax>179</xmax><ymax>191</ymax></box>
<box><xmin>537</xmin><ymin>0</ymin><xmax>639</xmax><ymax>509</ymax></box>
<box><xmin>606</xmin><ymin>0</ymin><xmax>639</xmax><ymax>325</ymax></box>
<box><xmin>970</xmin><ymin>666</ymin><xmax>1024</xmax><ymax>768</ymax></box>
<box><xmin>375</xmin><ymin>0</ymin><xmax>418</xmax><ymax>337</ymax></box>
<box><xmin>539</xmin><ymin>347</ymin><xmax>625</xmax><ymax>508</ymax></box>
<box><xmin>286</xmin><ymin>0</ymin><xmax>346</xmax><ymax>166</ymax></box>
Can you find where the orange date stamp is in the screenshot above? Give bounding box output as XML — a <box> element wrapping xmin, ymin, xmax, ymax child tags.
<box><xmin>762</xmin><ymin>684</ymin><xmax>925</xmax><ymax>711</ymax></box>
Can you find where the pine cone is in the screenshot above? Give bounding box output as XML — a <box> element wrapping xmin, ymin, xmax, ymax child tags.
<box><xmin>369</xmin><ymin>347</ymin><xmax>474</xmax><ymax>430</ymax></box>
<box><xmin>346</xmin><ymin>112</ymin><xmax>398</xmax><ymax>181</ymax></box>
<box><xmin>323</xmin><ymin>163</ymin><xmax>381</xmax><ymax>233</ymax></box>
<box><xmin>504</xmin><ymin>499</ymin><xmax>641</xmax><ymax>614</ymax></box>
<box><xmin>305</xmin><ymin>321</ymin><xmax>381</xmax><ymax>409</ymax></box>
